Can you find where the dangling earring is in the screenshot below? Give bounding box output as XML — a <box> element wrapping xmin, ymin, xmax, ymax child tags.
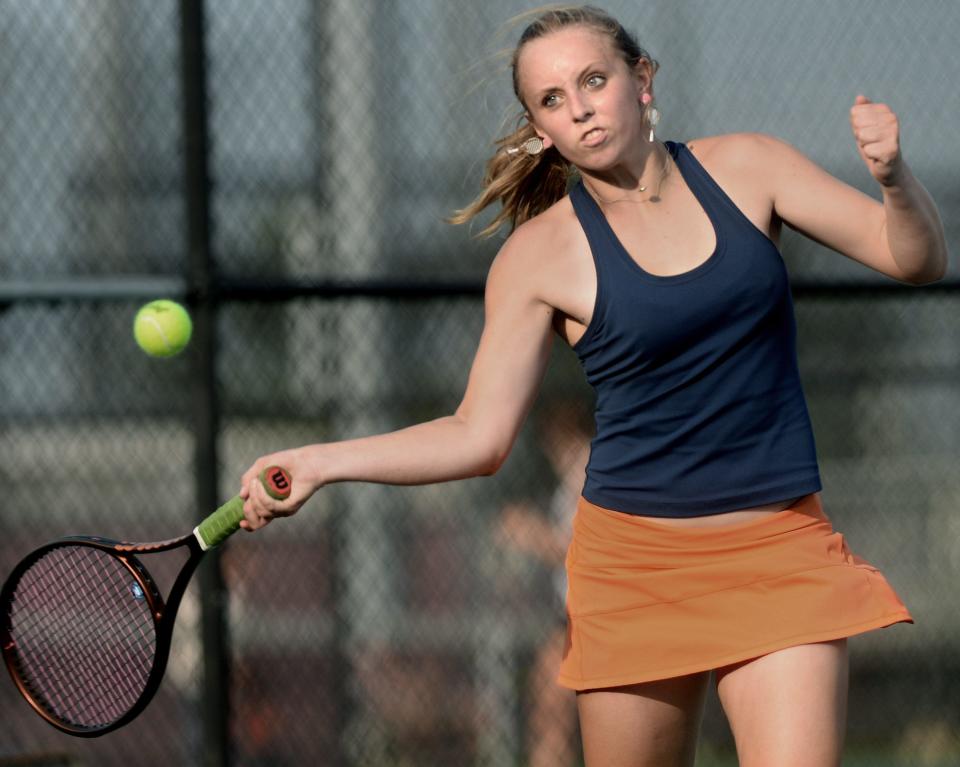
<box><xmin>505</xmin><ymin>136</ymin><xmax>545</xmax><ymax>156</ymax></box>
<box><xmin>642</xmin><ymin>93</ymin><xmax>660</xmax><ymax>143</ymax></box>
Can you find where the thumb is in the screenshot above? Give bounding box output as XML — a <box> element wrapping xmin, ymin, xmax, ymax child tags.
<box><xmin>854</xmin><ymin>94</ymin><xmax>871</xmax><ymax>106</ymax></box>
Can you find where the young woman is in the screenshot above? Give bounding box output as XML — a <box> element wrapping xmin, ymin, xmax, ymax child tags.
<box><xmin>239</xmin><ymin>6</ymin><xmax>948</xmax><ymax>765</ymax></box>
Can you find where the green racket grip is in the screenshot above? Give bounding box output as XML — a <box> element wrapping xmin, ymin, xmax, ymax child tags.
<box><xmin>195</xmin><ymin>496</ymin><xmax>245</xmax><ymax>551</ymax></box>
<box><xmin>193</xmin><ymin>466</ymin><xmax>292</xmax><ymax>550</ymax></box>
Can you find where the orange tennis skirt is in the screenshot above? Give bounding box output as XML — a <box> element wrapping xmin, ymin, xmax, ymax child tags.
<box><xmin>558</xmin><ymin>493</ymin><xmax>912</xmax><ymax>690</ymax></box>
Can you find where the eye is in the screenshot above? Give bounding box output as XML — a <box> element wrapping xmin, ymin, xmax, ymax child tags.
<box><xmin>542</xmin><ymin>92</ymin><xmax>559</xmax><ymax>108</ymax></box>
<box><xmin>585</xmin><ymin>73</ymin><xmax>606</xmax><ymax>89</ymax></box>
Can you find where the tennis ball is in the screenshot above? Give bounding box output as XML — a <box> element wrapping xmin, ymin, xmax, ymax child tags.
<box><xmin>133</xmin><ymin>299</ymin><xmax>192</xmax><ymax>357</ymax></box>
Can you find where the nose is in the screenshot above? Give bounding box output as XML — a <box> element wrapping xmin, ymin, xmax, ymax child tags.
<box><xmin>568</xmin><ymin>91</ymin><xmax>594</xmax><ymax>122</ymax></box>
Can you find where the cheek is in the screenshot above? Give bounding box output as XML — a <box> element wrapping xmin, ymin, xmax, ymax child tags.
<box><xmin>611</xmin><ymin>88</ymin><xmax>643</xmax><ymax>114</ymax></box>
<box><xmin>534</xmin><ymin>113</ymin><xmax>567</xmax><ymax>143</ymax></box>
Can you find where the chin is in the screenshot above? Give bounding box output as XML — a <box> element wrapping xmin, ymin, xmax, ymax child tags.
<box><xmin>573</xmin><ymin>149</ymin><xmax>619</xmax><ymax>173</ymax></box>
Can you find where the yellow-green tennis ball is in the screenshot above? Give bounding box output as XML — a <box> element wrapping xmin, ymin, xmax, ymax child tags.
<box><xmin>133</xmin><ymin>300</ymin><xmax>192</xmax><ymax>357</ymax></box>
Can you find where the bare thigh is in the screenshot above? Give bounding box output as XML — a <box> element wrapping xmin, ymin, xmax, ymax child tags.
<box><xmin>576</xmin><ymin>671</ymin><xmax>711</xmax><ymax>767</ymax></box>
<box><xmin>715</xmin><ymin>639</ymin><xmax>849</xmax><ymax>767</ymax></box>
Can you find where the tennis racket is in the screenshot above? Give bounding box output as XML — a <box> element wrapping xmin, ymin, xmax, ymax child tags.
<box><xmin>1</xmin><ymin>465</ymin><xmax>291</xmax><ymax>737</ymax></box>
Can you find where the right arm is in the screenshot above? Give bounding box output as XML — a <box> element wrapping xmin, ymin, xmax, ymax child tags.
<box><xmin>240</xmin><ymin>225</ymin><xmax>557</xmax><ymax>529</ymax></box>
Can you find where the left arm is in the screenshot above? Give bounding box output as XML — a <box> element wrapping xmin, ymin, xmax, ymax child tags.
<box><xmin>763</xmin><ymin>95</ymin><xmax>949</xmax><ymax>285</ymax></box>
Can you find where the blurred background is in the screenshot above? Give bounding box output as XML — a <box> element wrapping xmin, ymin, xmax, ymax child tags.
<box><xmin>1</xmin><ymin>1</ymin><xmax>958</xmax><ymax>765</ymax></box>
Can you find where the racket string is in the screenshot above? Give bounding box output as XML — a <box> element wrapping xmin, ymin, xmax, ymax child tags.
<box><xmin>13</xmin><ymin>548</ymin><xmax>156</xmax><ymax>722</ymax></box>
<box><xmin>7</xmin><ymin>546</ymin><xmax>159</xmax><ymax>728</ymax></box>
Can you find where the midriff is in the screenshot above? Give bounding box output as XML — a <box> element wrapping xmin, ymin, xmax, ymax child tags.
<box><xmin>637</xmin><ymin>495</ymin><xmax>809</xmax><ymax>528</ymax></box>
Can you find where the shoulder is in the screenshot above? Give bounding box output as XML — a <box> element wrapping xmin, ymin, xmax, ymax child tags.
<box><xmin>685</xmin><ymin>132</ymin><xmax>802</xmax><ymax>172</ymax></box>
<box><xmin>507</xmin><ymin>192</ymin><xmax>582</xmax><ymax>255</ymax></box>
<box><xmin>683</xmin><ymin>132</ymin><xmax>814</xmax><ymax>203</ymax></box>
<box><xmin>486</xmin><ymin>193</ymin><xmax>583</xmax><ymax>296</ymax></box>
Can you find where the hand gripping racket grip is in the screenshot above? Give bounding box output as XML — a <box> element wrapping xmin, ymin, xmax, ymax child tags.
<box><xmin>193</xmin><ymin>466</ymin><xmax>292</xmax><ymax>550</ymax></box>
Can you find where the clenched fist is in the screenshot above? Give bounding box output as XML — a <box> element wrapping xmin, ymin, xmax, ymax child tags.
<box><xmin>850</xmin><ymin>94</ymin><xmax>903</xmax><ymax>187</ymax></box>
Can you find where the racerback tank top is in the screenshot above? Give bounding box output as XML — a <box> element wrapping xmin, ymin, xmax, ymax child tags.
<box><xmin>569</xmin><ymin>140</ymin><xmax>821</xmax><ymax>517</ymax></box>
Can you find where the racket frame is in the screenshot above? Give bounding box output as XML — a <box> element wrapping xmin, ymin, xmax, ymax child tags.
<box><xmin>1</xmin><ymin>466</ymin><xmax>288</xmax><ymax>736</ymax></box>
<box><xmin>1</xmin><ymin>531</ymin><xmax>202</xmax><ymax>737</ymax></box>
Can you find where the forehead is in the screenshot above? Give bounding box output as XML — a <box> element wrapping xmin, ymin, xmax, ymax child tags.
<box><xmin>516</xmin><ymin>26</ymin><xmax>621</xmax><ymax>94</ymax></box>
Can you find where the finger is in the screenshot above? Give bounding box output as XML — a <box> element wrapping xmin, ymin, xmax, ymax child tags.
<box><xmin>859</xmin><ymin>149</ymin><xmax>899</xmax><ymax>175</ymax></box>
<box><xmin>241</xmin><ymin>498</ymin><xmax>260</xmax><ymax>531</ymax></box>
<box><xmin>256</xmin><ymin>477</ymin><xmax>284</xmax><ymax>514</ymax></box>
<box><xmin>852</xmin><ymin>125</ymin><xmax>894</xmax><ymax>146</ymax></box>
<box><xmin>851</xmin><ymin>114</ymin><xmax>899</xmax><ymax>151</ymax></box>
<box><xmin>853</xmin><ymin>124</ymin><xmax>898</xmax><ymax>149</ymax></box>
<box><xmin>242</xmin><ymin>483</ymin><xmax>272</xmax><ymax>530</ymax></box>
<box><xmin>850</xmin><ymin>109</ymin><xmax>891</xmax><ymax>133</ymax></box>
<box><xmin>851</xmin><ymin>118</ymin><xmax>895</xmax><ymax>144</ymax></box>
<box><xmin>854</xmin><ymin>94</ymin><xmax>871</xmax><ymax>106</ymax></box>
<box><xmin>239</xmin><ymin>465</ymin><xmax>260</xmax><ymax>498</ymax></box>
<box><xmin>249</xmin><ymin>478</ymin><xmax>269</xmax><ymax>512</ymax></box>
<box><xmin>850</xmin><ymin>107</ymin><xmax>899</xmax><ymax>130</ymax></box>
<box><xmin>857</xmin><ymin>137</ymin><xmax>900</xmax><ymax>155</ymax></box>
<box><xmin>241</xmin><ymin>510</ymin><xmax>272</xmax><ymax>533</ymax></box>
<box><xmin>850</xmin><ymin>109</ymin><xmax>896</xmax><ymax>131</ymax></box>
<box><xmin>851</xmin><ymin>101</ymin><xmax>895</xmax><ymax>120</ymax></box>
<box><xmin>855</xmin><ymin>138</ymin><xmax>895</xmax><ymax>161</ymax></box>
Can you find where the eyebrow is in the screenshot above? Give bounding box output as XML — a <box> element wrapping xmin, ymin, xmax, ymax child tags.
<box><xmin>532</xmin><ymin>61</ymin><xmax>607</xmax><ymax>101</ymax></box>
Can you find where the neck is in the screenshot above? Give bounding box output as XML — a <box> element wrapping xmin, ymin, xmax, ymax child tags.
<box><xmin>581</xmin><ymin>141</ymin><xmax>671</xmax><ymax>205</ymax></box>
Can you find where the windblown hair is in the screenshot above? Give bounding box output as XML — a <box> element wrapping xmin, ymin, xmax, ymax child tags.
<box><xmin>448</xmin><ymin>5</ymin><xmax>658</xmax><ymax>238</ymax></box>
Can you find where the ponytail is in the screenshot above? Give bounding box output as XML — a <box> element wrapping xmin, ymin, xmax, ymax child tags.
<box><xmin>447</xmin><ymin>117</ymin><xmax>575</xmax><ymax>238</ymax></box>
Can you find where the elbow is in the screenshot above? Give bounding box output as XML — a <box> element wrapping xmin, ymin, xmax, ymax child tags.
<box><xmin>904</xmin><ymin>272</ymin><xmax>945</xmax><ymax>287</ymax></box>
<box><xmin>468</xmin><ymin>430</ymin><xmax>513</xmax><ymax>477</ymax></box>
<box><xmin>925</xmin><ymin>252</ymin><xmax>949</xmax><ymax>284</ymax></box>
<box><xmin>893</xmin><ymin>238</ymin><xmax>950</xmax><ymax>285</ymax></box>
<box><xmin>475</xmin><ymin>443</ymin><xmax>510</xmax><ymax>476</ymax></box>
<box><xmin>451</xmin><ymin>409</ymin><xmax>514</xmax><ymax>477</ymax></box>
<box><xmin>902</xmin><ymin>254</ymin><xmax>949</xmax><ymax>286</ymax></box>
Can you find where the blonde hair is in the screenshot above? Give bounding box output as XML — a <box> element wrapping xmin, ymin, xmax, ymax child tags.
<box><xmin>448</xmin><ymin>5</ymin><xmax>659</xmax><ymax>238</ymax></box>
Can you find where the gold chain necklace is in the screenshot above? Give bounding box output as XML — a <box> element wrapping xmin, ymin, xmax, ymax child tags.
<box><xmin>582</xmin><ymin>144</ymin><xmax>672</xmax><ymax>205</ymax></box>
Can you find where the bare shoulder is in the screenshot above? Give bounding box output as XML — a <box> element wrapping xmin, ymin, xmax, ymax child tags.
<box><xmin>683</xmin><ymin>133</ymin><xmax>814</xmax><ymax>210</ymax></box>
<box><xmin>686</xmin><ymin>132</ymin><xmax>799</xmax><ymax>173</ymax></box>
<box><xmin>502</xmin><ymin>195</ymin><xmax>581</xmax><ymax>257</ymax></box>
<box><xmin>487</xmin><ymin>195</ymin><xmax>582</xmax><ymax>296</ymax></box>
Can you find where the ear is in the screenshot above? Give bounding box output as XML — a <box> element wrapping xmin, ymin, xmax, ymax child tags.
<box><xmin>632</xmin><ymin>59</ymin><xmax>655</xmax><ymax>103</ymax></box>
<box><xmin>524</xmin><ymin>113</ymin><xmax>555</xmax><ymax>150</ymax></box>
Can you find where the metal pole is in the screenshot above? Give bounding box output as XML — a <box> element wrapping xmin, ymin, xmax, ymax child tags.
<box><xmin>179</xmin><ymin>2</ymin><xmax>228</xmax><ymax>766</ymax></box>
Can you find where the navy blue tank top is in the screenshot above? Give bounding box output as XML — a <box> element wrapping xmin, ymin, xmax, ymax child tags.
<box><xmin>570</xmin><ymin>140</ymin><xmax>821</xmax><ymax>517</ymax></box>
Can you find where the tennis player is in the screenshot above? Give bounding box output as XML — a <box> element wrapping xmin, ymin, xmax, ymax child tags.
<box><xmin>240</xmin><ymin>6</ymin><xmax>948</xmax><ymax>765</ymax></box>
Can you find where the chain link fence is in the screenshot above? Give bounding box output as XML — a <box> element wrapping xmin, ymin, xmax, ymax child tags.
<box><xmin>2</xmin><ymin>1</ymin><xmax>958</xmax><ymax>765</ymax></box>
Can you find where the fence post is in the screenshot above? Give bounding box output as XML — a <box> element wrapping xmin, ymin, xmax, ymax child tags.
<box><xmin>179</xmin><ymin>1</ymin><xmax>227</xmax><ymax>766</ymax></box>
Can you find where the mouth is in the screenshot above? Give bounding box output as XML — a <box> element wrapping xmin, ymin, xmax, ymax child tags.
<box><xmin>581</xmin><ymin>127</ymin><xmax>607</xmax><ymax>147</ymax></box>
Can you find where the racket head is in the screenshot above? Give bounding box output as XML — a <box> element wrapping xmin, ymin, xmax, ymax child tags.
<box><xmin>1</xmin><ymin>539</ymin><xmax>169</xmax><ymax>736</ymax></box>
